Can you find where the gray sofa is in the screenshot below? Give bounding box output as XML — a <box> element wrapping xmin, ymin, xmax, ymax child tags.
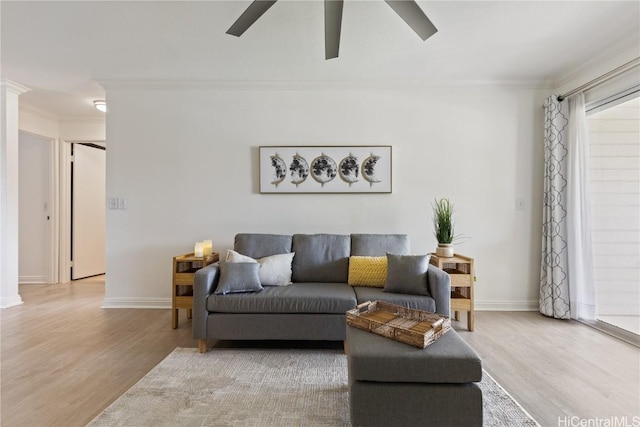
<box><xmin>193</xmin><ymin>233</ymin><xmax>451</xmax><ymax>352</ymax></box>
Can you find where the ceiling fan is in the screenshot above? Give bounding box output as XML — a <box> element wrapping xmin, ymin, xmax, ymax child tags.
<box><xmin>226</xmin><ymin>0</ymin><xmax>438</xmax><ymax>60</ymax></box>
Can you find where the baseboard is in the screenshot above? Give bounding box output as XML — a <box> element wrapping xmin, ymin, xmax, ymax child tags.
<box><xmin>0</xmin><ymin>295</ymin><xmax>24</xmax><ymax>309</ymax></box>
<box><xmin>101</xmin><ymin>297</ymin><xmax>171</xmax><ymax>309</ymax></box>
<box><xmin>475</xmin><ymin>300</ymin><xmax>539</xmax><ymax>311</ymax></box>
<box><xmin>19</xmin><ymin>275</ymin><xmax>48</xmax><ymax>284</ymax></box>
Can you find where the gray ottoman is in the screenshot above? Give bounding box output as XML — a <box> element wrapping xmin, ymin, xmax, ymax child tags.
<box><xmin>346</xmin><ymin>325</ymin><xmax>483</xmax><ymax>427</ymax></box>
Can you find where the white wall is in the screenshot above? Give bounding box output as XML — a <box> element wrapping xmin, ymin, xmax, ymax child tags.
<box><xmin>60</xmin><ymin>119</ymin><xmax>106</xmax><ymax>142</ymax></box>
<box><xmin>103</xmin><ymin>83</ymin><xmax>547</xmax><ymax>309</ymax></box>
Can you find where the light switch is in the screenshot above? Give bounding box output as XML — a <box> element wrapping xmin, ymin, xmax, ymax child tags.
<box><xmin>108</xmin><ymin>197</ymin><xmax>127</xmax><ymax>210</ymax></box>
<box><xmin>516</xmin><ymin>198</ymin><xmax>525</xmax><ymax>211</ymax></box>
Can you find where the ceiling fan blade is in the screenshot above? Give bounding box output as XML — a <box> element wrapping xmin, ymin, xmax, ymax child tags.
<box><xmin>384</xmin><ymin>0</ymin><xmax>437</xmax><ymax>41</ymax></box>
<box><xmin>226</xmin><ymin>0</ymin><xmax>278</xmax><ymax>37</ymax></box>
<box><xmin>324</xmin><ymin>0</ymin><xmax>344</xmax><ymax>60</ymax></box>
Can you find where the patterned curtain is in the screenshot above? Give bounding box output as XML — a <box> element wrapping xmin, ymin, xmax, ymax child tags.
<box><xmin>540</xmin><ymin>96</ymin><xmax>571</xmax><ymax>319</ymax></box>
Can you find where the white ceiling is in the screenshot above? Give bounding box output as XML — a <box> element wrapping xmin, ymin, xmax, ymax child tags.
<box><xmin>1</xmin><ymin>0</ymin><xmax>639</xmax><ymax>119</ymax></box>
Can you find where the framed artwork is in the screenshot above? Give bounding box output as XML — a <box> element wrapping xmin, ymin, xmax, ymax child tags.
<box><xmin>259</xmin><ymin>146</ymin><xmax>392</xmax><ymax>194</ymax></box>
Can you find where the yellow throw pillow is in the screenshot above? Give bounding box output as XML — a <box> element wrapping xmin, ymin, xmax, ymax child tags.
<box><xmin>348</xmin><ymin>256</ymin><xmax>387</xmax><ymax>287</ymax></box>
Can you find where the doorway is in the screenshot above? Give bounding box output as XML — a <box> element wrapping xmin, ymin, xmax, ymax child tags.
<box><xmin>70</xmin><ymin>143</ymin><xmax>106</xmax><ymax>280</ymax></box>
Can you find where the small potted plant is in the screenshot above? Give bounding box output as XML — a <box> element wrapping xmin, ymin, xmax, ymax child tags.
<box><xmin>432</xmin><ymin>198</ymin><xmax>456</xmax><ymax>258</ymax></box>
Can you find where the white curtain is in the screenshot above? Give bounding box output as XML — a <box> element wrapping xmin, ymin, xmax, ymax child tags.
<box><xmin>566</xmin><ymin>93</ymin><xmax>596</xmax><ymax>320</ymax></box>
<box><xmin>539</xmin><ymin>93</ymin><xmax>596</xmax><ymax>320</ymax></box>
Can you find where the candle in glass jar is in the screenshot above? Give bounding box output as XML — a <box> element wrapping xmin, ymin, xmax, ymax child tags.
<box><xmin>203</xmin><ymin>240</ymin><xmax>213</xmax><ymax>256</ymax></box>
<box><xmin>194</xmin><ymin>242</ymin><xmax>204</xmax><ymax>257</ymax></box>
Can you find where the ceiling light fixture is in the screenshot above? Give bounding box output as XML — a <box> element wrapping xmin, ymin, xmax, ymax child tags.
<box><xmin>94</xmin><ymin>100</ymin><xmax>107</xmax><ymax>112</ymax></box>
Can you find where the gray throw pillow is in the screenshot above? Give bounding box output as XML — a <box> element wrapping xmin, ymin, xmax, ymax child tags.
<box><xmin>384</xmin><ymin>253</ymin><xmax>431</xmax><ymax>296</ymax></box>
<box><xmin>214</xmin><ymin>262</ymin><xmax>263</xmax><ymax>295</ymax></box>
<box><xmin>225</xmin><ymin>249</ymin><xmax>295</xmax><ymax>286</ymax></box>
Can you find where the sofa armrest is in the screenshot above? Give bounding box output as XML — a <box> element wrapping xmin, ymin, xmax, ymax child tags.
<box><xmin>427</xmin><ymin>265</ymin><xmax>451</xmax><ymax>317</ymax></box>
<box><xmin>192</xmin><ymin>263</ymin><xmax>220</xmax><ymax>340</ymax></box>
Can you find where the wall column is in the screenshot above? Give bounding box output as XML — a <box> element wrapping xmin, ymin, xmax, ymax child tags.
<box><xmin>1</xmin><ymin>80</ymin><xmax>31</xmax><ymax>308</ymax></box>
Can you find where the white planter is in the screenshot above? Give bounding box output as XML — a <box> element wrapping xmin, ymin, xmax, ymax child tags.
<box><xmin>435</xmin><ymin>244</ymin><xmax>454</xmax><ymax>258</ymax></box>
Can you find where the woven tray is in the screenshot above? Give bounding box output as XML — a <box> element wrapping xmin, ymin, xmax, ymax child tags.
<box><xmin>346</xmin><ymin>300</ymin><xmax>451</xmax><ymax>348</ymax></box>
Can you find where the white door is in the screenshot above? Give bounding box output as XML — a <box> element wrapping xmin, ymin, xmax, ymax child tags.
<box><xmin>72</xmin><ymin>143</ymin><xmax>106</xmax><ymax>280</ymax></box>
<box><xmin>18</xmin><ymin>132</ymin><xmax>52</xmax><ymax>283</ymax></box>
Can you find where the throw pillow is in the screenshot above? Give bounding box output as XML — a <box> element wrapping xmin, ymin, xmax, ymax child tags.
<box><xmin>225</xmin><ymin>249</ymin><xmax>255</xmax><ymax>263</ymax></box>
<box><xmin>225</xmin><ymin>249</ymin><xmax>295</xmax><ymax>286</ymax></box>
<box><xmin>384</xmin><ymin>253</ymin><xmax>431</xmax><ymax>296</ymax></box>
<box><xmin>348</xmin><ymin>256</ymin><xmax>387</xmax><ymax>287</ymax></box>
<box><xmin>214</xmin><ymin>262</ymin><xmax>263</xmax><ymax>295</ymax></box>
<box><xmin>257</xmin><ymin>252</ymin><xmax>295</xmax><ymax>286</ymax></box>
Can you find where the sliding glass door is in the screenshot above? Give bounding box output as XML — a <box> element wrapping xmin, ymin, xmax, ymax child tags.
<box><xmin>587</xmin><ymin>96</ymin><xmax>640</xmax><ymax>335</ymax></box>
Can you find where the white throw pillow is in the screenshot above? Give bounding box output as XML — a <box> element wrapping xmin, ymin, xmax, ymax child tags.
<box><xmin>257</xmin><ymin>252</ymin><xmax>295</xmax><ymax>286</ymax></box>
<box><xmin>225</xmin><ymin>250</ymin><xmax>295</xmax><ymax>286</ymax></box>
<box><xmin>225</xmin><ymin>249</ymin><xmax>255</xmax><ymax>263</ymax></box>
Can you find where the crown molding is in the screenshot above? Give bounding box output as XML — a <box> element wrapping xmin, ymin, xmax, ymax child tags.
<box><xmin>0</xmin><ymin>80</ymin><xmax>31</xmax><ymax>95</ymax></box>
<box><xmin>99</xmin><ymin>78</ymin><xmax>553</xmax><ymax>92</ymax></box>
<box><xmin>20</xmin><ymin>103</ymin><xmax>106</xmax><ymax>127</ymax></box>
<box><xmin>59</xmin><ymin>116</ymin><xmax>106</xmax><ymax>125</ymax></box>
<box><xmin>552</xmin><ymin>32</ymin><xmax>640</xmax><ymax>93</ymax></box>
<box><xmin>19</xmin><ymin>102</ymin><xmax>60</xmax><ymax>121</ymax></box>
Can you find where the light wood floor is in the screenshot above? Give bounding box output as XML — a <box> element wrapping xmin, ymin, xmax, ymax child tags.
<box><xmin>1</xmin><ymin>281</ymin><xmax>639</xmax><ymax>427</ymax></box>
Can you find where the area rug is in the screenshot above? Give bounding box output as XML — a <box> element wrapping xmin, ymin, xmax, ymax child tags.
<box><xmin>88</xmin><ymin>348</ymin><xmax>539</xmax><ymax>427</ymax></box>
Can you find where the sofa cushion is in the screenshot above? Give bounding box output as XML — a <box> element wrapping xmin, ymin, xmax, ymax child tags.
<box><xmin>214</xmin><ymin>262</ymin><xmax>263</xmax><ymax>295</ymax></box>
<box><xmin>207</xmin><ymin>282</ymin><xmax>357</xmax><ymax>314</ymax></box>
<box><xmin>226</xmin><ymin>250</ymin><xmax>295</xmax><ymax>286</ymax></box>
<box><xmin>351</xmin><ymin>234</ymin><xmax>410</xmax><ymax>256</ymax></box>
<box><xmin>348</xmin><ymin>256</ymin><xmax>387</xmax><ymax>287</ymax></box>
<box><xmin>384</xmin><ymin>253</ymin><xmax>431</xmax><ymax>296</ymax></box>
<box><xmin>292</xmin><ymin>234</ymin><xmax>350</xmax><ymax>283</ymax></box>
<box><xmin>352</xmin><ymin>286</ymin><xmax>436</xmax><ymax>312</ymax></box>
<box><xmin>234</xmin><ymin>233</ymin><xmax>292</xmax><ymax>259</ymax></box>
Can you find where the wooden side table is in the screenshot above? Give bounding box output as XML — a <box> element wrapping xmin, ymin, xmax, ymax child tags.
<box><xmin>172</xmin><ymin>252</ymin><xmax>219</xmax><ymax>329</ymax></box>
<box><xmin>429</xmin><ymin>253</ymin><xmax>475</xmax><ymax>331</ymax></box>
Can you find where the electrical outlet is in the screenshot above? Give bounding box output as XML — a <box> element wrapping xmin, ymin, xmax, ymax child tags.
<box><xmin>516</xmin><ymin>198</ymin><xmax>525</xmax><ymax>211</ymax></box>
<box><xmin>118</xmin><ymin>198</ymin><xmax>127</xmax><ymax>210</ymax></box>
